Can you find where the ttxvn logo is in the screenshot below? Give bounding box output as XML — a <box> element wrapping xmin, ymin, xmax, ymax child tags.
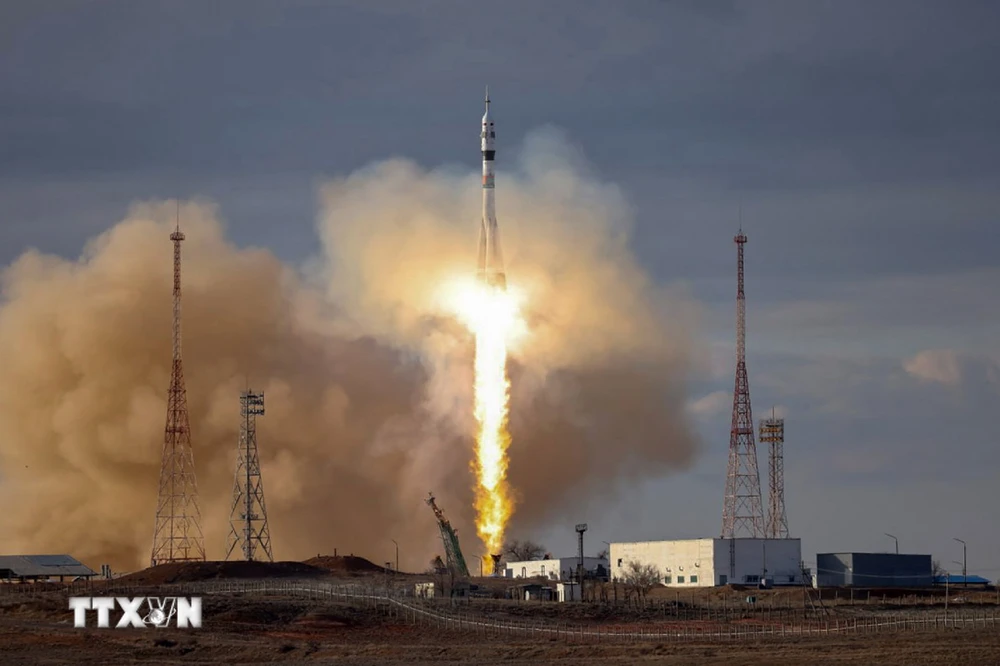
<box><xmin>68</xmin><ymin>597</ymin><xmax>202</xmax><ymax>628</ymax></box>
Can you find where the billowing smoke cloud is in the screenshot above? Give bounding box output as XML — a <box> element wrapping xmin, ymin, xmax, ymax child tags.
<box><xmin>0</xmin><ymin>130</ymin><xmax>699</xmax><ymax>571</ymax></box>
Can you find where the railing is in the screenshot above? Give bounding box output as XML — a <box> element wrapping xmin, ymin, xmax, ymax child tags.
<box><xmin>4</xmin><ymin>578</ymin><xmax>997</xmax><ymax>643</ymax></box>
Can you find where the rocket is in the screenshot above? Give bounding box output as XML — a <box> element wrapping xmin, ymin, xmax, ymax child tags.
<box><xmin>477</xmin><ymin>86</ymin><xmax>506</xmax><ymax>289</ymax></box>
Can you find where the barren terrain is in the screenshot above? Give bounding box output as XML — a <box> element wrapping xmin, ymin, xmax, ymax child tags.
<box><xmin>2</xmin><ymin>564</ymin><xmax>998</xmax><ymax>664</ymax></box>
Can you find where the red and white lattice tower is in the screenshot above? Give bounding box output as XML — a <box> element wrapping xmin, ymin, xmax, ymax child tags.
<box><xmin>151</xmin><ymin>209</ymin><xmax>205</xmax><ymax>566</ymax></box>
<box><xmin>721</xmin><ymin>229</ymin><xmax>766</xmax><ymax>538</ymax></box>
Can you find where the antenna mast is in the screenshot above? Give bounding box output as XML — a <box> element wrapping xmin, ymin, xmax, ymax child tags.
<box><xmin>721</xmin><ymin>228</ymin><xmax>766</xmax><ymax>538</ymax></box>
<box><xmin>151</xmin><ymin>204</ymin><xmax>206</xmax><ymax>566</ymax></box>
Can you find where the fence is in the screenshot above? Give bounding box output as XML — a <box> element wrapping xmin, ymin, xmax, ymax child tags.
<box><xmin>3</xmin><ymin>578</ymin><xmax>997</xmax><ymax>643</ymax></box>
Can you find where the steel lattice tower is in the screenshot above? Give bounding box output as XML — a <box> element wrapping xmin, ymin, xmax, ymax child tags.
<box><xmin>225</xmin><ymin>390</ymin><xmax>273</xmax><ymax>562</ymax></box>
<box><xmin>721</xmin><ymin>229</ymin><xmax>766</xmax><ymax>538</ymax></box>
<box><xmin>760</xmin><ymin>411</ymin><xmax>789</xmax><ymax>539</ymax></box>
<box><xmin>151</xmin><ymin>212</ymin><xmax>206</xmax><ymax>566</ymax></box>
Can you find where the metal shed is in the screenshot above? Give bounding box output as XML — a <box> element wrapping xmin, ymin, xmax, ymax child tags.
<box><xmin>0</xmin><ymin>554</ymin><xmax>96</xmax><ymax>582</ymax></box>
<box><xmin>815</xmin><ymin>553</ymin><xmax>932</xmax><ymax>587</ymax></box>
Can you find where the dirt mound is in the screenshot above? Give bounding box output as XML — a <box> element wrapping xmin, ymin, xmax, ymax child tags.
<box><xmin>304</xmin><ymin>555</ymin><xmax>386</xmax><ymax>574</ymax></box>
<box><xmin>116</xmin><ymin>560</ymin><xmax>330</xmax><ymax>585</ymax></box>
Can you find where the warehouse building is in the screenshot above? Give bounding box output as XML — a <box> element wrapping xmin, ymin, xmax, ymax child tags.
<box><xmin>0</xmin><ymin>554</ymin><xmax>96</xmax><ymax>582</ymax></box>
<box><xmin>504</xmin><ymin>556</ymin><xmax>608</xmax><ymax>581</ymax></box>
<box><xmin>609</xmin><ymin>538</ymin><xmax>803</xmax><ymax>587</ymax></box>
<box><xmin>815</xmin><ymin>552</ymin><xmax>932</xmax><ymax>587</ymax></box>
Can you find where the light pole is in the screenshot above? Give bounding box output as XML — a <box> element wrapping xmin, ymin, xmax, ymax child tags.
<box><xmin>391</xmin><ymin>539</ymin><xmax>399</xmax><ymax>573</ymax></box>
<box><xmin>954</xmin><ymin>538</ymin><xmax>966</xmax><ymax>585</ymax></box>
<box><xmin>884</xmin><ymin>533</ymin><xmax>898</xmax><ymax>555</ymax></box>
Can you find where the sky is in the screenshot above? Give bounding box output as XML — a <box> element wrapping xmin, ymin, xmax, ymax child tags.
<box><xmin>2</xmin><ymin>0</ymin><xmax>999</xmax><ymax>576</ymax></box>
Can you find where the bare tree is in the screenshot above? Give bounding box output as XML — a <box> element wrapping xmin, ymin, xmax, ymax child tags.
<box><xmin>504</xmin><ymin>539</ymin><xmax>547</xmax><ymax>562</ymax></box>
<box><xmin>622</xmin><ymin>560</ymin><xmax>661</xmax><ymax>606</ymax></box>
<box><xmin>932</xmin><ymin>559</ymin><xmax>945</xmax><ymax>580</ymax></box>
<box><xmin>429</xmin><ymin>555</ymin><xmax>447</xmax><ymax>574</ymax></box>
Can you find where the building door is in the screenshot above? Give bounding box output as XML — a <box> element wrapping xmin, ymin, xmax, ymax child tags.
<box><xmin>719</xmin><ymin>575</ymin><xmax>728</xmax><ymax>585</ymax></box>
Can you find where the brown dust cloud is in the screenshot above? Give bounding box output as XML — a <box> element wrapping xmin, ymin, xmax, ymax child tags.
<box><xmin>0</xmin><ymin>130</ymin><xmax>701</xmax><ymax>571</ymax></box>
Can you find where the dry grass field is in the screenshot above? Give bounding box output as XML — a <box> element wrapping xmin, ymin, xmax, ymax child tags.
<box><xmin>2</xmin><ymin>589</ymin><xmax>999</xmax><ymax>665</ymax></box>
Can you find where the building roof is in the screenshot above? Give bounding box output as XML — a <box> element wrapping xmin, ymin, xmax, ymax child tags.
<box><xmin>505</xmin><ymin>556</ymin><xmax>608</xmax><ymax>565</ymax></box>
<box><xmin>934</xmin><ymin>574</ymin><xmax>991</xmax><ymax>585</ymax></box>
<box><xmin>819</xmin><ymin>552</ymin><xmax>931</xmax><ymax>558</ymax></box>
<box><xmin>0</xmin><ymin>554</ymin><xmax>96</xmax><ymax>578</ymax></box>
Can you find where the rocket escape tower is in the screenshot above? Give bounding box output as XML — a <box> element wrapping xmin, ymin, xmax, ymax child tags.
<box><xmin>151</xmin><ymin>209</ymin><xmax>206</xmax><ymax>566</ymax></box>
<box><xmin>760</xmin><ymin>411</ymin><xmax>789</xmax><ymax>539</ymax></box>
<box><xmin>426</xmin><ymin>493</ymin><xmax>471</xmax><ymax>577</ymax></box>
<box><xmin>225</xmin><ymin>389</ymin><xmax>274</xmax><ymax>562</ymax></box>
<box><xmin>721</xmin><ymin>229</ymin><xmax>766</xmax><ymax>539</ymax></box>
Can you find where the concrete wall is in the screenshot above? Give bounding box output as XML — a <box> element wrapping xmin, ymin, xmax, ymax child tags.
<box><xmin>504</xmin><ymin>557</ymin><xmax>607</xmax><ymax>580</ymax></box>
<box><xmin>610</xmin><ymin>539</ymin><xmax>716</xmax><ymax>587</ymax></box>
<box><xmin>610</xmin><ymin>538</ymin><xmax>802</xmax><ymax>587</ymax></box>
<box><xmin>816</xmin><ymin>553</ymin><xmax>932</xmax><ymax>587</ymax></box>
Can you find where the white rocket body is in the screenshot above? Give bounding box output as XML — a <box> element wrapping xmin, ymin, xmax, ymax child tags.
<box><xmin>477</xmin><ymin>87</ymin><xmax>506</xmax><ymax>289</ymax></box>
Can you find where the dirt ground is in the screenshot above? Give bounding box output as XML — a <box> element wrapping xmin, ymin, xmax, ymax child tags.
<box><xmin>1</xmin><ymin>593</ymin><xmax>999</xmax><ymax>665</ymax></box>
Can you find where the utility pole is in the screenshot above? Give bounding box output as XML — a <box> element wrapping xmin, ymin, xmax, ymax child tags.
<box><xmin>954</xmin><ymin>538</ymin><xmax>966</xmax><ymax>585</ymax></box>
<box><xmin>884</xmin><ymin>533</ymin><xmax>898</xmax><ymax>555</ymax></box>
<box><xmin>391</xmin><ymin>539</ymin><xmax>399</xmax><ymax>573</ymax></box>
<box><xmin>576</xmin><ymin>523</ymin><xmax>588</xmax><ymax>599</ymax></box>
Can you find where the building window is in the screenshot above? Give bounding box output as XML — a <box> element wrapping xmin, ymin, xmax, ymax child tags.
<box><xmin>745</xmin><ymin>575</ymin><xmax>759</xmax><ymax>584</ymax></box>
<box><xmin>690</xmin><ymin>575</ymin><xmax>698</xmax><ymax>583</ymax></box>
<box><xmin>677</xmin><ymin>576</ymin><xmax>685</xmax><ymax>583</ymax></box>
<box><xmin>540</xmin><ymin>565</ymin><xmax>545</xmax><ymax>576</ymax></box>
<box><xmin>664</xmin><ymin>575</ymin><xmax>672</xmax><ymax>584</ymax></box>
<box><xmin>617</xmin><ymin>559</ymin><xmax>623</xmax><ymax>567</ymax></box>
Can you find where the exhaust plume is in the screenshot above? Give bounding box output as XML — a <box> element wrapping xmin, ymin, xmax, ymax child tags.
<box><xmin>0</xmin><ymin>130</ymin><xmax>699</xmax><ymax>570</ymax></box>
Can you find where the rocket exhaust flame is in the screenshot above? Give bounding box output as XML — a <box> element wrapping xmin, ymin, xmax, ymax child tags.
<box><xmin>440</xmin><ymin>278</ymin><xmax>525</xmax><ymax>564</ymax></box>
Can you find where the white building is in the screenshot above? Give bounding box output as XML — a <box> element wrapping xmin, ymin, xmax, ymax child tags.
<box><xmin>609</xmin><ymin>538</ymin><xmax>802</xmax><ymax>587</ymax></box>
<box><xmin>504</xmin><ymin>557</ymin><xmax>608</xmax><ymax>581</ymax></box>
<box><xmin>556</xmin><ymin>582</ymin><xmax>579</xmax><ymax>602</ymax></box>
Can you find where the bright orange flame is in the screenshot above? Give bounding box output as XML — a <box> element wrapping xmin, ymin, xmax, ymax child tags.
<box><xmin>439</xmin><ymin>277</ymin><xmax>525</xmax><ymax>562</ymax></box>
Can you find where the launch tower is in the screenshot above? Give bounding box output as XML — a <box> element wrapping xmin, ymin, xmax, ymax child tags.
<box><xmin>426</xmin><ymin>492</ymin><xmax>471</xmax><ymax>577</ymax></box>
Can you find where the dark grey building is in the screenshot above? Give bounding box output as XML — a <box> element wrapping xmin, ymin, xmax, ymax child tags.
<box><xmin>815</xmin><ymin>553</ymin><xmax>932</xmax><ymax>588</ymax></box>
<box><xmin>0</xmin><ymin>554</ymin><xmax>96</xmax><ymax>582</ymax></box>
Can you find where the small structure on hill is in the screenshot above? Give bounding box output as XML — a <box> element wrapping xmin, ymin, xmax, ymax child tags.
<box><xmin>504</xmin><ymin>556</ymin><xmax>608</xmax><ymax>581</ymax></box>
<box><xmin>0</xmin><ymin>555</ymin><xmax>96</xmax><ymax>583</ymax></box>
<box><xmin>508</xmin><ymin>583</ymin><xmax>554</xmax><ymax>601</ymax></box>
